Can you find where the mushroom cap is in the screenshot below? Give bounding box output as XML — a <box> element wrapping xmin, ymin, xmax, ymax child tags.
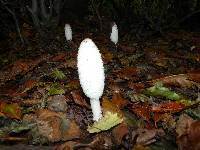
<box><xmin>77</xmin><ymin>38</ymin><xmax>105</xmax><ymax>100</ymax></box>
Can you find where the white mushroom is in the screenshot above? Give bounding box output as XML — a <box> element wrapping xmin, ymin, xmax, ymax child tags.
<box><xmin>110</xmin><ymin>22</ymin><xmax>118</xmax><ymax>45</ymax></box>
<box><xmin>77</xmin><ymin>38</ymin><xmax>105</xmax><ymax>121</ymax></box>
<box><xmin>64</xmin><ymin>24</ymin><xmax>72</xmax><ymax>41</ymax></box>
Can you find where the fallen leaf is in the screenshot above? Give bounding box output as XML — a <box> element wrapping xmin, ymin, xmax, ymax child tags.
<box><xmin>20</xmin><ymin>79</ymin><xmax>41</xmax><ymax>93</ymax></box>
<box><xmin>47</xmin><ymin>95</ymin><xmax>68</xmax><ymax>112</ymax></box>
<box><xmin>144</xmin><ymin>82</ymin><xmax>182</xmax><ymax>100</ymax></box>
<box><xmin>87</xmin><ymin>111</ymin><xmax>123</xmax><ymax>133</ymax></box>
<box><xmin>115</xmin><ymin>67</ymin><xmax>141</xmax><ymax>81</ymax></box>
<box><xmin>0</xmin><ymin>102</ymin><xmax>22</xmax><ymax>119</ymax></box>
<box><xmin>102</xmin><ymin>97</ymin><xmax>123</xmax><ymax>116</ymax></box>
<box><xmin>112</xmin><ymin>122</ymin><xmax>129</xmax><ymax>145</ymax></box>
<box><xmin>175</xmin><ymin>114</ymin><xmax>200</xmax><ymax>150</ymax></box>
<box><xmin>88</xmin><ymin>133</ymin><xmax>113</xmax><ymax>149</ymax></box>
<box><xmin>111</xmin><ymin>92</ymin><xmax>130</xmax><ymax>109</ymax></box>
<box><xmin>54</xmin><ymin>141</ymin><xmax>79</xmax><ymax>150</ymax></box>
<box><xmin>153</xmin><ymin>113</ymin><xmax>176</xmax><ymax>129</ymax></box>
<box><xmin>128</xmin><ymin>82</ymin><xmax>145</xmax><ymax>93</ymax></box>
<box><xmin>51</xmin><ymin>52</ymin><xmax>66</xmax><ymax>62</ymax></box>
<box><xmin>130</xmin><ymin>103</ymin><xmax>151</xmax><ymax>122</ymax></box>
<box><xmin>61</xmin><ymin>120</ymin><xmax>80</xmax><ymax>141</ymax></box>
<box><xmin>188</xmin><ymin>71</ymin><xmax>200</xmax><ymax>83</ymax></box>
<box><xmin>151</xmin><ymin>74</ymin><xmax>197</xmax><ymax>88</ymax></box>
<box><xmin>34</xmin><ymin>109</ymin><xmax>71</xmax><ymax>143</ymax></box>
<box><xmin>132</xmin><ymin>128</ymin><xmax>165</xmax><ymax>146</ymax></box>
<box><xmin>152</xmin><ymin>102</ymin><xmax>185</xmax><ymax>113</ymax></box>
<box><xmin>71</xmin><ymin>90</ymin><xmax>90</xmax><ymax>108</ymax></box>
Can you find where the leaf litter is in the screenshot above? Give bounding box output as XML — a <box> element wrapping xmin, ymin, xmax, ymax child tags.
<box><xmin>0</xmin><ymin>27</ymin><xmax>200</xmax><ymax>150</ymax></box>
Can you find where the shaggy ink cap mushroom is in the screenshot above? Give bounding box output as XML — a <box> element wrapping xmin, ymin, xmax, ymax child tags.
<box><xmin>77</xmin><ymin>38</ymin><xmax>105</xmax><ymax>121</ymax></box>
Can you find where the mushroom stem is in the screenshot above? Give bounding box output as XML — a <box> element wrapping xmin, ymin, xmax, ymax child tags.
<box><xmin>90</xmin><ymin>98</ymin><xmax>102</xmax><ymax>121</ymax></box>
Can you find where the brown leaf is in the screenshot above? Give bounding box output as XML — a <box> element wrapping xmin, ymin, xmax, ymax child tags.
<box><xmin>47</xmin><ymin>95</ymin><xmax>68</xmax><ymax>112</ymax></box>
<box><xmin>64</xmin><ymin>58</ymin><xmax>77</xmax><ymax>69</ymax></box>
<box><xmin>112</xmin><ymin>122</ymin><xmax>129</xmax><ymax>145</ymax></box>
<box><xmin>176</xmin><ymin>114</ymin><xmax>194</xmax><ymax>138</ymax></box>
<box><xmin>188</xmin><ymin>71</ymin><xmax>200</xmax><ymax>83</ymax></box>
<box><xmin>128</xmin><ymin>82</ymin><xmax>145</xmax><ymax>93</ymax></box>
<box><xmin>102</xmin><ymin>96</ymin><xmax>123</xmax><ymax>117</ymax></box>
<box><xmin>0</xmin><ymin>82</ymin><xmax>26</xmax><ymax>98</ymax></box>
<box><xmin>54</xmin><ymin>141</ymin><xmax>79</xmax><ymax>150</ymax></box>
<box><xmin>175</xmin><ymin>114</ymin><xmax>200</xmax><ymax>150</ymax></box>
<box><xmin>115</xmin><ymin>67</ymin><xmax>141</xmax><ymax>81</ymax></box>
<box><xmin>0</xmin><ymin>102</ymin><xmax>22</xmax><ymax>119</ymax></box>
<box><xmin>71</xmin><ymin>90</ymin><xmax>90</xmax><ymax>109</ymax></box>
<box><xmin>89</xmin><ymin>133</ymin><xmax>113</xmax><ymax>150</ymax></box>
<box><xmin>132</xmin><ymin>128</ymin><xmax>165</xmax><ymax>146</ymax></box>
<box><xmin>144</xmin><ymin>47</ymin><xmax>168</xmax><ymax>67</ymax></box>
<box><xmin>51</xmin><ymin>52</ymin><xmax>66</xmax><ymax>62</ymax></box>
<box><xmin>62</xmin><ymin>120</ymin><xmax>80</xmax><ymax>141</ymax></box>
<box><xmin>152</xmin><ymin>102</ymin><xmax>185</xmax><ymax>113</ymax></box>
<box><xmin>101</xmin><ymin>48</ymin><xmax>113</xmax><ymax>64</ymax></box>
<box><xmin>36</xmin><ymin>109</ymin><xmax>63</xmax><ymax>142</ymax></box>
<box><xmin>130</xmin><ymin>103</ymin><xmax>151</xmax><ymax>122</ymax></box>
<box><xmin>36</xmin><ymin>109</ymin><xmax>81</xmax><ymax>142</ymax></box>
<box><xmin>112</xmin><ymin>92</ymin><xmax>130</xmax><ymax>109</ymax></box>
<box><xmin>151</xmin><ymin>74</ymin><xmax>196</xmax><ymax>88</ymax></box>
<box><xmin>19</xmin><ymin>79</ymin><xmax>39</xmax><ymax>93</ymax></box>
<box><xmin>0</xmin><ymin>55</ymin><xmax>50</xmax><ymax>86</ymax></box>
<box><xmin>153</xmin><ymin>113</ymin><xmax>175</xmax><ymax>128</ymax></box>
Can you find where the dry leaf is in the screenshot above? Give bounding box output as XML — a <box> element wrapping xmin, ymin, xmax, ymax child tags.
<box><xmin>0</xmin><ymin>102</ymin><xmax>22</xmax><ymax>119</ymax></box>
<box><xmin>112</xmin><ymin>122</ymin><xmax>129</xmax><ymax>145</ymax></box>
<box><xmin>130</xmin><ymin>103</ymin><xmax>151</xmax><ymax>122</ymax></box>
<box><xmin>112</xmin><ymin>92</ymin><xmax>130</xmax><ymax>109</ymax></box>
<box><xmin>102</xmin><ymin>96</ymin><xmax>123</xmax><ymax>116</ymax></box>
<box><xmin>152</xmin><ymin>102</ymin><xmax>185</xmax><ymax>113</ymax></box>
<box><xmin>71</xmin><ymin>90</ymin><xmax>90</xmax><ymax>108</ymax></box>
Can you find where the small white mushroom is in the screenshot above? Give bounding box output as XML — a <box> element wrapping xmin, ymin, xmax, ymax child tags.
<box><xmin>64</xmin><ymin>24</ymin><xmax>72</xmax><ymax>41</ymax></box>
<box><xmin>77</xmin><ymin>38</ymin><xmax>105</xmax><ymax>121</ymax></box>
<box><xmin>110</xmin><ymin>22</ymin><xmax>118</xmax><ymax>45</ymax></box>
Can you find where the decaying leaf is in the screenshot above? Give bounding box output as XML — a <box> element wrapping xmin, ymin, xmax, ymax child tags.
<box><xmin>151</xmin><ymin>74</ymin><xmax>199</xmax><ymax>88</ymax></box>
<box><xmin>152</xmin><ymin>101</ymin><xmax>186</xmax><ymax>113</ymax></box>
<box><xmin>54</xmin><ymin>141</ymin><xmax>79</xmax><ymax>150</ymax></box>
<box><xmin>111</xmin><ymin>92</ymin><xmax>130</xmax><ymax>109</ymax></box>
<box><xmin>115</xmin><ymin>67</ymin><xmax>141</xmax><ymax>81</ymax></box>
<box><xmin>87</xmin><ymin>111</ymin><xmax>123</xmax><ymax>133</ymax></box>
<box><xmin>132</xmin><ymin>128</ymin><xmax>165</xmax><ymax>146</ymax></box>
<box><xmin>47</xmin><ymin>95</ymin><xmax>68</xmax><ymax>112</ymax></box>
<box><xmin>102</xmin><ymin>96</ymin><xmax>123</xmax><ymax>116</ymax></box>
<box><xmin>0</xmin><ymin>102</ymin><xmax>22</xmax><ymax>119</ymax></box>
<box><xmin>70</xmin><ymin>90</ymin><xmax>90</xmax><ymax>108</ymax></box>
<box><xmin>31</xmin><ymin>109</ymin><xmax>80</xmax><ymax>143</ymax></box>
<box><xmin>20</xmin><ymin>79</ymin><xmax>41</xmax><ymax>93</ymax></box>
<box><xmin>130</xmin><ymin>103</ymin><xmax>151</xmax><ymax>122</ymax></box>
<box><xmin>144</xmin><ymin>82</ymin><xmax>182</xmax><ymax>100</ymax></box>
<box><xmin>176</xmin><ymin>114</ymin><xmax>200</xmax><ymax>150</ymax></box>
<box><xmin>112</xmin><ymin>122</ymin><xmax>129</xmax><ymax>145</ymax></box>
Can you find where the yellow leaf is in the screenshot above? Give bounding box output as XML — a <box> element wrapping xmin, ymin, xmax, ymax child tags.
<box><xmin>87</xmin><ymin>111</ymin><xmax>123</xmax><ymax>133</ymax></box>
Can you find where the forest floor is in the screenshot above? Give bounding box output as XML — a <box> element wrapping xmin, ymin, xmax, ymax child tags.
<box><xmin>0</xmin><ymin>24</ymin><xmax>200</xmax><ymax>150</ymax></box>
